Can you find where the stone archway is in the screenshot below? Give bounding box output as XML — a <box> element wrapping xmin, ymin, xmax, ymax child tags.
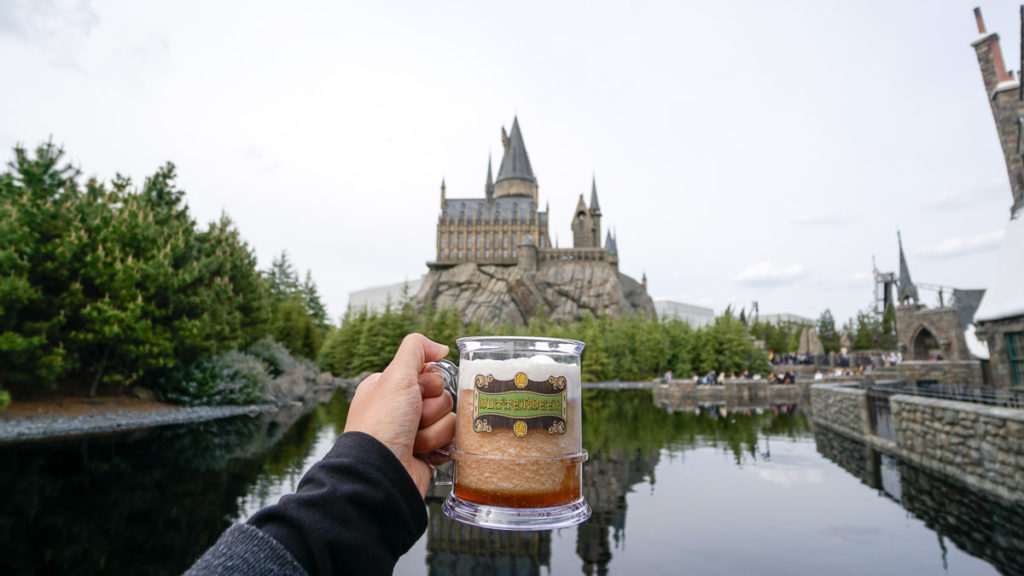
<box><xmin>912</xmin><ymin>327</ymin><xmax>940</xmax><ymax>360</ymax></box>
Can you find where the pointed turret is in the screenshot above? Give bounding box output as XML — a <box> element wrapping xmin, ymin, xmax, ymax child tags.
<box><xmin>589</xmin><ymin>176</ymin><xmax>601</xmax><ymax>214</ymax></box>
<box><xmin>485</xmin><ymin>155</ymin><xmax>494</xmax><ymax>200</ymax></box>
<box><xmin>605</xmin><ymin>231</ymin><xmax>615</xmax><ymax>254</ymax></box>
<box><xmin>575</xmin><ymin>194</ymin><xmax>588</xmax><ymax>216</ymax></box>
<box><xmin>897</xmin><ymin>231</ymin><xmax>919</xmax><ymax>306</ymax></box>
<box><xmin>494</xmin><ymin>116</ymin><xmax>539</xmax><ymax>202</ymax></box>
<box><xmin>440</xmin><ymin>178</ymin><xmax>446</xmax><ymax>209</ymax></box>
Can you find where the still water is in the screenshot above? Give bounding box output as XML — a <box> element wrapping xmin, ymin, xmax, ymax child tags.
<box><xmin>1</xmin><ymin>390</ymin><xmax>1020</xmax><ymax>575</ymax></box>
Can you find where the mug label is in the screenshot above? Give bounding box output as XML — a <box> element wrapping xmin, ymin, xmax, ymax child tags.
<box><xmin>472</xmin><ymin>372</ymin><xmax>568</xmax><ymax>437</ymax></box>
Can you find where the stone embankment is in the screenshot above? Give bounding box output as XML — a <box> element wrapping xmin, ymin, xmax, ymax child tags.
<box><xmin>653</xmin><ymin>379</ymin><xmax>812</xmax><ymax>412</ymax></box>
<box><xmin>811</xmin><ymin>382</ymin><xmax>1024</xmax><ymax>504</ymax></box>
<box><xmin>0</xmin><ymin>369</ymin><xmax>360</xmax><ymax>444</ymax></box>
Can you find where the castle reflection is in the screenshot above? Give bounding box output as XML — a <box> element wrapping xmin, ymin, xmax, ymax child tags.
<box><xmin>424</xmin><ymin>390</ymin><xmax>810</xmax><ymax>576</ymax></box>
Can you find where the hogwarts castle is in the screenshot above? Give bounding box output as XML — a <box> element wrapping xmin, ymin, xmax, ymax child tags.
<box><xmin>429</xmin><ymin>117</ymin><xmax>618</xmax><ymax>271</ymax></box>
<box><xmin>414</xmin><ymin>117</ymin><xmax>653</xmax><ymax>326</ymax></box>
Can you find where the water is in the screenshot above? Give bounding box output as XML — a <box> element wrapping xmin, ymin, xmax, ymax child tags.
<box><xmin>0</xmin><ymin>390</ymin><xmax>1020</xmax><ymax>575</ymax></box>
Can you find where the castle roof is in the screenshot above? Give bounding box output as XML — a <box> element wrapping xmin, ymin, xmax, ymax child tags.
<box><xmin>442</xmin><ymin>196</ymin><xmax>547</xmax><ymax>227</ymax></box>
<box><xmin>496</xmin><ymin>117</ymin><xmax>536</xmax><ymax>184</ymax></box>
<box><xmin>485</xmin><ymin>155</ymin><xmax>494</xmax><ymax>200</ymax></box>
<box><xmin>605</xmin><ymin>231</ymin><xmax>617</xmax><ymax>255</ymax></box>
<box><xmin>897</xmin><ymin>231</ymin><xmax>919</xmax><ymax>305</ymax></box>
<box><xmin>575</xmin><ymin>194</ymin><xmax>587</xmax><ymax>215</ymax></box>
<box><xmin>590</xmin><ymin>177</ymin><xmax>601</xmax><ymax>213</ymax></box>
<box><xmin>975</xmin><ymin>215</ymin><xmax>1024</xmax><ymax>322</ymax></box>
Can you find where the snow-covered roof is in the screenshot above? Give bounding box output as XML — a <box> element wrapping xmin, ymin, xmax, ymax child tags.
<box><xmin>974</xmin><ymin>216</ymin><xmax>1024</xmax><ymax>323</ymax></box>
<box><xmin>992</xmin><ymin>80</ymin><xmax>1021</xmax><ymax>97</ymax></box>
<box><xmin>964</xmin><ymin>325</ymin><xmax>990</xmax><ymax>360</ymax></box>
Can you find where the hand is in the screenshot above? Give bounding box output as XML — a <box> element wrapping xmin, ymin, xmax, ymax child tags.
<box><xmin>344</xmin><ymin>333</ymin><xmax>456</xmax><ymax>497</ymax></box>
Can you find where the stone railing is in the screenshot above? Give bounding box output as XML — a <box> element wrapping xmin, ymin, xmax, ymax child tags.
<box><xmin>897</xmin><ymin>360</ymin><xmax>983</xmax><ymax>387</ymax></box>
<box><xmin>810</xmin><ymin>383</ymin><xmax>870</xmax><ymax>440</ymax></box>
<box><xmin>537</xmin><ymin>248</ymin><xmax>608</xmax><ymax>263</ymax></box>
<box><xmin>891</xmin><ymin>396</ymin><xmax>1024</xmax><ymax>503</ymax></box>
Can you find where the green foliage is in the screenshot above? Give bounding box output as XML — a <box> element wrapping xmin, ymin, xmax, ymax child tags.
<box><xmin>323</xmin><ymin>305</ymin><xmax>772</xmax><ymax>381</ymax></box>
<box><xmin>163</xmin><ymin>350</ymin><xmax>270</xmax><ymax>406</ymax></box>
<box><xmin>265</xmin><ymin>252</ymin><xmax>328</xmax><ymax>359</ymax></box>
<box><xmin>749</xmin><ymin>318</ymin><xmax>801</xmax><ymax>355</ymax></box>
<box><xmin>0</xmin><ymin>140</ymin><xmax>326</xmax><ymax>403</ymax></box>
<box><xmin>246</xmin><ymin>336</ymin><xmax>295</xmax><ymax>377</ymax></box>
<box><xmin>0</xmin><ymin>389</ymin><xmax>9</xmax><ymax>409</ymax></box>
<box><xmin>816</xmin><ymin>309</ymin><xmax>840</xmax><ymax>354</ymax></box>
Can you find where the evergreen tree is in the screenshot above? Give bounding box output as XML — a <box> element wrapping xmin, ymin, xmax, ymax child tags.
<box><xmin>816</xmin><ymin>309</ymin><xmax>840</xmax><ymax>354</ymax></box>
<box><xmin>267</xmin><ymin>252</ymin><xmax>300</xmax><ymax>301</ymax></box>
<box><xmin>302</xmin><ymin>270</ymin><xmax>329</xmax><ymax>329</ymax></box>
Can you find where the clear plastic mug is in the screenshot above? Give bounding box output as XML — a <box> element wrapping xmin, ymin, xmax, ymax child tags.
<box><xmin>429</xmin><ymin>336</ymin><xmax>591</xmax><ymax>531</ymax></box>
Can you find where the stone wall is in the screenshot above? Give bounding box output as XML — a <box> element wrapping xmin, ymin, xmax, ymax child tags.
<box><xmin>810</xmin><ymin>383</ymin><xmax>870</xmax><ymax>440</ymax></box>
<box><xmin>895</xmin><ymin>306</ymin><xmax>971</xmax><ymax>361</ymax></box>
<box><xmin>896</xmin><ymin>360</ymin><xmax>984</xmax><ymax>387</ymax></box>
<box><xmin>654</xmin><ymin>380</ymin><xmax>809</xmax><ymax>413</ymax></box>
<box><xmin>976</xmin><ymin>316</ymin><xmax>1024</xmax><ymax>388</ymax></box>
<box><xmin>891</xmin><ymin>395</ymin><xmax>1024</xmax><ymax>503</ymax></box>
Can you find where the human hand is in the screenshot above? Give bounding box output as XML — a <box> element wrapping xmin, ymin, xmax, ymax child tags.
<box><xmin>344</xmin><ymin>333</ymin><xmax>456</xmax><ymax>497</ymax></box>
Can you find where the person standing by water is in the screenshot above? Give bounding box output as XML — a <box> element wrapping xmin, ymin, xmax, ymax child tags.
<box><xmin>185</xmin><ymin>334</ymin><xmax>455</xmax><ymax>576</ymax></box>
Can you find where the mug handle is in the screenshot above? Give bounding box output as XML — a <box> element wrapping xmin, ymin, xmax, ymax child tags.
<box><xmin>424</xmin><ymin>359</ymin><xmax>458</xmax><ymax>486</ymax></box>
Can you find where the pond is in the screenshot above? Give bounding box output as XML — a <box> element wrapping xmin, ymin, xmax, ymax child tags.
<box><xmin>0</xmin><ymin>389</ymin><xmax>1020</xmax><ymax>575</ymax></box>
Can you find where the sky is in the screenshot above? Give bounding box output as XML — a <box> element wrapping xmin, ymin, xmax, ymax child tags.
<box><xmin>0</xmin><ymin>0</ymin><xmax>1018</xmax><ymax>326</ymax></box>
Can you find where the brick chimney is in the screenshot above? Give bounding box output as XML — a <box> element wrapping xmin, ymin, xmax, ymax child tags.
<box><xmin>972</xmin><ymin>7</ymin><xmax>1012</xmax><ymax>94</ymax></box>
<box><xmin>971</xmin><ymin>7</ymin><xmax>1024</xmax><ymax>218</ymax></box>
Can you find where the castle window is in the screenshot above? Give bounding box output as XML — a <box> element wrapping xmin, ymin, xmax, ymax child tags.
<box><xmin>1008</xmin><ymin>332</ymin><xmax>1024</xmax><ymax>387</ymax></box>
<box><xmin>441</xmin><ymin>234</ymin><xmax>447</xmax><ymax>248</ymax></box>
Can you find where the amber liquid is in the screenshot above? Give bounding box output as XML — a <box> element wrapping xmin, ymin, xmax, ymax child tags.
<box><xmin>453</xmin><ymin>460</ymin><xmax>581</xmax><ymax>508</ymax></box>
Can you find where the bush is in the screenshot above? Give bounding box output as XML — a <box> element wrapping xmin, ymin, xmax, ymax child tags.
<box><xmin>0</xmin><ymin>389</ymin><xmax>10</xmax><ymax>410</ymax></box>
<box><xmin>246</xmin><ymin>336</ymin><xmax>295</xmax><ymax>377</ymax></box>
<box><xmin>164</xmin><ymin>351</ymin><xmax>271</xmax><ymax>406</ymax></box>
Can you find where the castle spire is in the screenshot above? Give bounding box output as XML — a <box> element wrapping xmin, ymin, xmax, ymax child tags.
<box><xmin>575</xmin><ymin>193</ymin><xmax>588</xmax><ymax>215</ymax></box>
<box><xmin>897</xmin><ymin>230</ymin><xmax>919</xmax><ymax>306</ymax></box>
<box><xmin>485</xmin><ymin>155</ymin><xmax>494</xmax><ymax>200</ymax></box>
<box><xmin>589</xmin><ymin>175</ymin><xmax>601</xmax><ymax>213</ymax></box>
<box><xmin>495</xmin><ymin>116</ymin><xmax>536</xmax><ymax>184</ymax></box>
<box><xmin>440</xmin><ymin>178</ymin><xmax>446</xmax><ymax>209</ymax></box>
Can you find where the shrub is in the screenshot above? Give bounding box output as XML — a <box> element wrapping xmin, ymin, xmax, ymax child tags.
<box><xmin>0</xmin><ymin>389</ymin><xmax>10</xmax><ymax>410</ymax></box>
<box><xmin>246</xmin><ymin>336</ymin><xmax>295</xmax><ymax>377</ymax></box>
<box><xmin>164</xmin><ymin>350</ymin><xmax>271</xmax><ymax>406</ymax></box>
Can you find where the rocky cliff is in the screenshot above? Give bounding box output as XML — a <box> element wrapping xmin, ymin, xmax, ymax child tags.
<box><xmin>413</xmin><ymin>262</ymin><xmax>655</xmax><ymax>327</ymax></box>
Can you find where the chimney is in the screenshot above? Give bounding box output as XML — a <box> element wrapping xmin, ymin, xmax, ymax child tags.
<box><xmin>972</xmin><ymin>7</ymin><xmax>1011</xmax><ymax>94</ymax></box>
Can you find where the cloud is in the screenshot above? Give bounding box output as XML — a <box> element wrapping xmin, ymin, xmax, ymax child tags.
<box><xmin>733</xmin><ymin>261</ymin><xmax>807</xmax><ymax>287</ymax></box>
<box><xmin>915</xmin><ymin>229</ymin><xmax>1005</xmax><ymax>258</ymax></box>
<box><xmin>0</xmin><ymin>0</ymin><xmax>98</xmax><ymax>68</ymax></box>
<box><xmin>757</xmin><ymin>466</ymin><xmax>824</xmax><ymax>487</ymax></box>
<box><xmin>792</xmin><ymin>212</ymin><xmax>845</xmax><ymax>227</ymax></box>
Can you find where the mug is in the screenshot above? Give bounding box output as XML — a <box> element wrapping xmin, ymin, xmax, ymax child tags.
<box><xmin>429</xmin><ymin>336</ymin><xmax>592</xmax><ymax>531</ymax></box>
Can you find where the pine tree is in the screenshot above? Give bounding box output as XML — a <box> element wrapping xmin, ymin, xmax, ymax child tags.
<box><xmin>816</xmin><ymin>309</ymin><xmax>840</xmax><ymax>354</ymax></box>
<box><xmin>301</xmin><ymin>270</ymin><xmax>329</xmax><ymax>329</ymax></box>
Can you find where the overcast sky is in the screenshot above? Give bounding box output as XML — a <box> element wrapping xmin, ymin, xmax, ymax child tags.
<box><xmin>1</xmin><ymin>0</ymin><xmax>1018</xmax><ymax>325</ymax></box>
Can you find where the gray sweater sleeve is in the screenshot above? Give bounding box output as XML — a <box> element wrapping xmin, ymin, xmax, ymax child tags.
<box><xmin>184</xmin><ymin>523</ymin><xmax>308</xmax><ymax>576</ymax></box>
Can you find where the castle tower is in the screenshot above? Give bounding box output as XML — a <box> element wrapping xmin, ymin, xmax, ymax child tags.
<box><xmin>493</xmin><ymin>117</ymin><xmax>539</xmax><ymax>203</ymax></box>
<box><xmin>972</xmin><ymin>7</ymin><xmax>1024</xmax><ymax>217</ymax></box>
<box><xmin>571</xmin><ymin>194</ymin><xmax>592</xmax><ymax>248</ymax></box>
<box><xmin>605</xmin><ymin>230</ymin><xmax>618</xmax><ymax>269</ymax></box>
<box><xmin>897</xmin><ymin>231</ymin><xmax>919</xmax><ymax>306</ymax></box>
<box><xmin>589</xmin><ymin>177</ymin><xmax>602</xmax><ymax>248</ymax></box>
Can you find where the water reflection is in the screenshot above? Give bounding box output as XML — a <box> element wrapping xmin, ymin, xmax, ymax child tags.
<box><xmin>0</xmin><ymin>389</ymin><xmax>1016</xmax><ymax>575</ymax></box>
<box><xmin>0</xmin><ymin>395</ymin><xmax>350</xmax><ymax>576</ymax></box>
<box><xmin>815</xmin><ymin>427</ymin><xmax>1024</xmax><ymax>575</ymax></box>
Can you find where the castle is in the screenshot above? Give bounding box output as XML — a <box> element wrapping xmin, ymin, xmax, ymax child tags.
<box><xmin>415</xmin><ymin>117</ymin><xmax>653</xmax><ymax>327</ymax></box>
<box><xmin>429</xmin><ymin>117</ymin><xmax>621</xmax><ymax>274</ymax></box>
